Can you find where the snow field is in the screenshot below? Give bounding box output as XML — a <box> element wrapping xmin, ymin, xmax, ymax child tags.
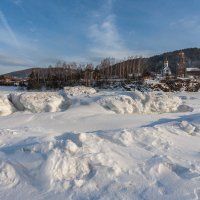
<box><xmin>0</xmin><ymin>87</ymin><xmax>199</xmax><ymax>199</ymax></box>
<box><xmin>0</xmin><ymin>118</ymin><xmax>200</xmax><ymax>199</ymax></box>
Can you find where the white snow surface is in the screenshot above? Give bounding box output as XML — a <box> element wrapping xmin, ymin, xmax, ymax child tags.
<box><xmin>0</xmin><ymin>87</ymin><xmax>200</xmax><ymax>200</ymax></box>
<box><xmin>0</xmin><ymin>87</ymin><xmax>192</xmax><ymax>116</ymax></box>
<box><xmin>97</xmin><ymin>91</ymin><xmax>184</xmax><ymax>114</ymax></box>
<box><xmin>9</xmin><ymin>92</ymin><xmax>68</xmax><ymax>113</ymax></box>
<box><xmin>0</xmin><ymin>95</ymin><xmax>15</xmax><ymax>116</ymax></box>
<box><xmin>63</xmin><ymin>86</ymin><xmax>96</xmax><ymax>96</ymax></box>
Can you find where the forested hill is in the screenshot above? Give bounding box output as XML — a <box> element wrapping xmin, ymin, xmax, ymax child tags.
<box><xmin>147</xmin><ymin>48</ymin><xmax>200</xmax><ymax>73</ymax></box>
<box><xmin>2</xmin><ymin>68</ymin><xmax>39</xmax><ymax>78</ymax></box>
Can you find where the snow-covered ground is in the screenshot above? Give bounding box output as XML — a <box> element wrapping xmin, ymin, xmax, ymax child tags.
<box><xmin>0</xmin><ymin>86</ymin><xmax>200</xmax><ymax>200</ymax></box>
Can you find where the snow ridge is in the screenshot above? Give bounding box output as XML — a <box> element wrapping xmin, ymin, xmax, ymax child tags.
<box><xmin>0</xmin><ymin>87</ymin><xmax>193</xmax><ymax>116</ymax></box>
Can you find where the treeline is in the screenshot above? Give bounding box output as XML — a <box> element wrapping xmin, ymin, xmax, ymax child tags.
<box><xmin>29</xmin><ymin>62</ymin><xmax>90</xmax><ymax>89</ymax></box>
<box><xmin>28</xmin><ymin>57</ymin><xmax>148</xmax><ymax>89</ymax></box>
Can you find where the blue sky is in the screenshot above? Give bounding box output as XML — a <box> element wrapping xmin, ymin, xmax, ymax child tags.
<box><xmin>0</xmin><ymin>0</ymin><xmax>200</xmax><ymax>73</ymax></box>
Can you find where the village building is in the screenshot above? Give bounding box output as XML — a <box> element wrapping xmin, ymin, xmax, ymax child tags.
<box><xmin>186</xmin><ymin>67</ymin><xmax>200</xmax><ymax>78</ymax></box>
<box><xmin>0</xmin><ymin>75</ymin><xmax>14</xmax><ymax>85</ymax></box>
<box><xmin>162</xmin><ymin>57</ymin><xmax>172</xmax><ymax>77</ymax></box>
<box><xmin>176</xmin><ymin>51</ymin><xmax>186</xmax><ymax>78</ymax></box>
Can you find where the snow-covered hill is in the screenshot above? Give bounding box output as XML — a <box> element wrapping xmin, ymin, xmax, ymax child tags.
<box><xmin>0</xmin><ymin>86</ymin><xmax>199</xmax><ymax>200</ymax></box>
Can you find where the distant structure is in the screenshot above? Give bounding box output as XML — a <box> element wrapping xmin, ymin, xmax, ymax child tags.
<box><xmin>176</xmin><ymin>51</ymin><xmax>186</xmax><ymax>78</ymax></box>
<box><xmin>162</xmin><ymin>57</ymin><xmax>171</xmax><ymax>77</ymax></box>
<box><xmin>186</xmin><ymin>67</ymin><xmax>200</xmax><ymax>78</ymax></box>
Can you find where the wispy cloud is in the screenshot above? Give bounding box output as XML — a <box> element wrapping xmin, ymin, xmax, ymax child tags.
<box><xmin>13</xmin><ymin>0</ymin><xmax>22</xmax><ymax>5</ymax></box>
<box><xmin>0</xmin><ymin>54</ymin><xmax>32</xmax><ymax>67</ymax></box>
<box><xmin>0</xmin><ymin>10</ymin><xmax>20</xmax><ymax>48</ymax></box>
<box><xmin>170</xmin><ymin>16</ymin><xmax>200</xmax><ymax>31</ymax></box>
<box><xmin>89</xmin><ymin>15</ymin><xmax>124</xmax><ymax>51</ymax></box>
<box><xmin>88</xmin><ymin>0</ymin><xmax>148</xmax><ymax>60</ymax></box>
<box><xmin>88</xmin><ymin>3</ymin><xmax>131</xmax><ymax>59</ymax></box>
<box><xmin>0</xmin><ymin>9</ymin><xmax>43</xmax><ymax>71</ymax></box>
<box><xmin>0</xmin><ymin>10</ymin><xmax>35</xmax><ymax>52</ymax></box>
<box><xmin>12</xmin><ymin>0</ymin><xmax>25</xmax><ymax>11</ymax></box>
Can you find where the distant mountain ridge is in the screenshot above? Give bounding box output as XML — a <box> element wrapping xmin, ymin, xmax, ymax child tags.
<box><xmin>2</xmin><ymin>48</ymin><xmax>200</xmax><ymax>77</ymax></box>
<box><xmin>2</xmin><ymin>68</ymin><xmax>39</xmax><ymax>79</ymax></box>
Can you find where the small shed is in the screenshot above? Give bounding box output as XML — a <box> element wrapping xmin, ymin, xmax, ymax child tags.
<box><xmin>186</xmin><ymin>68</ymin><xmax>200</xmax><ymax>78</ymax></box>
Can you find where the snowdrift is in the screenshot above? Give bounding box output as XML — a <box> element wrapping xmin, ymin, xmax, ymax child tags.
<box><xmin>97</xmin><ymin>95</ymin><xmax>136</xmax><ymax>114</ymax></box>
<box><xmin>0</xmin><ymin>88</ymin><xmax>193</xmax><ymax>116</ymax></box>
<box><xmin>97</xmin><ymin>91</ymin><xmax>191</xmax><ymax>114</ymax></box>
<box><xmin>0</xmin><ymin>95</ymin><xmax>16</xmax><ymax>116</ymax></box>
<box><xmin>9</xmin><ymin>92</ymin><xmax>69</xmax><ymax>113</ymax></box>
<box><xmin>63</xmin><ymin>86</ymin><xmax>96</xmax><ymax>96</ymax></box>
<box><xmin>2</xmin><ymin>131</ymin><xmax>123</xmax><ymax>193</ymax></box>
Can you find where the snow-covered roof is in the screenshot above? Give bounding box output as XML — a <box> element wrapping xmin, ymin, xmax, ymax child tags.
<box><xmin>186</xmin><ymin>68</ymin><xmax>200</xmax><ymax>72</ymax></box>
